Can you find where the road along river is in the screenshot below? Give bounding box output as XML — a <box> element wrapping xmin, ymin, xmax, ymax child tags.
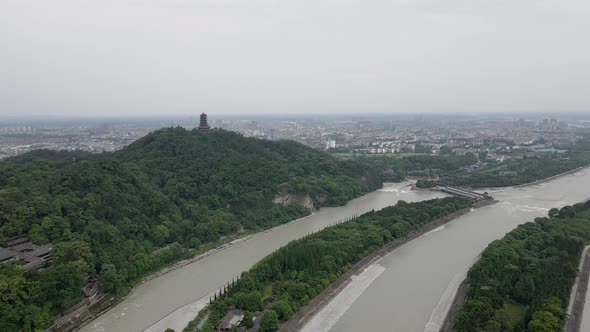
<box><xmin>80</xmin><ymin>182</ymin><xmax>446</xmax><ymax>332</ymax></box>
<box><xmin>306</xmin><ymin>167</ymin><xmax>590</xmax><ymax>332</ymax></box>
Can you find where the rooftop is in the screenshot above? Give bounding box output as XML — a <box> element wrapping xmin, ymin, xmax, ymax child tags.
<box><xmin>0</xmin><ymin>237</ymin><xmax>53</xmax><ymax>271</ymax></box>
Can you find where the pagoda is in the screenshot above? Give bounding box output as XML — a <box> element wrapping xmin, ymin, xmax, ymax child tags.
<box><xmin>198</xmin><ymin>112</ymin><xmax>211</xmax><ymax>131</ymax></box>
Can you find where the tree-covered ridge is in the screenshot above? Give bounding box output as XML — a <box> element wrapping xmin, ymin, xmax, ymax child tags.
<box><xmin>0</xmin><ymin>128</ymin><xmax>382</xmax><ymax>332</ymax></box>
<box><xmin>454</xmin><ymin>202</ymin><xmax>590</xmax><ymax>332</ymax></box>
<box><xmin>185</xmin><ymin>196</ymin><xmax>473</xmax><ymax>332</ymax></box>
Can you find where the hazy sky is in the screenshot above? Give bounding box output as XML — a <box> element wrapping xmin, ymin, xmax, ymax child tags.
<box><xmin>1</xmin><ymin>0</ymin><xmax>589</xmax><ymax>117</ymax></box>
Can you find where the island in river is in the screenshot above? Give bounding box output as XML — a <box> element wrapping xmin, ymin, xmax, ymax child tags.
<box><xmin>185</xmin><ymin>196</ymin><xmax>478</xmax><ymax>332</ymax></box>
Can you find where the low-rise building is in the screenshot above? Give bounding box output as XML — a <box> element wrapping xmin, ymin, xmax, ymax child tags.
<box><xmin>0</xmin><ymin>235</ymin><xmax>53</xmax><ymax>271</ymax></box>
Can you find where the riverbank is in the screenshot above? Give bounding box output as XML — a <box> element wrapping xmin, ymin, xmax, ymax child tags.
<box><xmin>438</xmin><ymin>277</ymin><xmax>470</xmax><ymax>332</ymax></box>
<box><xmin>565</xmin><ymin>245</ymin><xmax>590</xmax><ymax>332</ymax></box>
<box><xmin>280</xmin><ymin>198</ymin><xmax>496</xmax><ymax>332</ymax></box>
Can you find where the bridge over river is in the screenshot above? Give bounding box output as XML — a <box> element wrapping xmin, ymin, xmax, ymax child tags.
<box><xmin>439</xmin><ymin>186</ymin><xmax>489</xmax><ymax>200</ymax></box>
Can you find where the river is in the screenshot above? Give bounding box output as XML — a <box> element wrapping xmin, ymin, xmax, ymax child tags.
<box><xmin>80</xmin><ymin>182</ymin><xmax>446</xmax><ymax>332</ymax></box>
<box><xmin>312</xmin><ymin>168</ymin><xmax>590</xmax><ymax>332</ymax></box>
<box><xmin>81</xmin><ymin>168</ymin><xmax>590</xmax><ymax>332</ymax></box>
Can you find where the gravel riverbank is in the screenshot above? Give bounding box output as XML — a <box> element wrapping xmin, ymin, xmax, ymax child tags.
<box><xmin>565</xmin><ymin>245</ymin><xmax>590</xmax><ymax>332</ymax></box>
<box><xmin>438</xmin><ymin>277</ymin><xmax>470</xmax><ymax>332</ymax></box>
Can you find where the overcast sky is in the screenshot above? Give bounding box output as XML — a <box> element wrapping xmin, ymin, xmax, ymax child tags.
<box><xmin>1</xmin><ymin>0</ymin><xmax>589</xmax><ymax>117</ymax></box>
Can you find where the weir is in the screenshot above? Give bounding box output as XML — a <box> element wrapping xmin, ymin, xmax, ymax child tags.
<box><xmin>439</xmin><ymin>186</ymin><xmax>488</xmax><ymax>200</ymax></box>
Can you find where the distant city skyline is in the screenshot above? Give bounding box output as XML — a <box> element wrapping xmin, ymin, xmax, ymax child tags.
<box><xmin>3</xmin><ymin>111</ymin><xmax>590</xmax><ymax>125</ymax></box>
<box><xmin>0</xmin><ymin>111</ymin><xmax>584</xmax><ymax>161</ymax></box>
<box><xmin>1</xmin><ymin>0</ymin><xmax>589</xmax><ymax>117</ymax></box>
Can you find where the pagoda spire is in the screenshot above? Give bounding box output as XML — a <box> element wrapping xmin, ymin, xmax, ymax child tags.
<box><xmin>198</xmin><ymin>112</ymin><xmax>211</xmax><ymax>131</ymax></box>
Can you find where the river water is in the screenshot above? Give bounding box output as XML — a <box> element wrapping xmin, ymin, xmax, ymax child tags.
<box><xmin>321</xmin><ymin>168</ymin><xmax>590</xmax><ymax>332</ymax></box>
<box><xmin>81</xmin><ymin>168</ymin><xmax>590</xmax><ymax>332</ymax></box>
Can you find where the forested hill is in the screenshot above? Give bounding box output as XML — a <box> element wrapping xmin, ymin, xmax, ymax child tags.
<box><xmin>116</xmin><ymin>127</ymin><xmax>381</xmax><ymax>206</ymax></box>
<box><xmin>0</xmin><ymin>127</ymin><xmax>382</xmax><ymax>332</ymax></box>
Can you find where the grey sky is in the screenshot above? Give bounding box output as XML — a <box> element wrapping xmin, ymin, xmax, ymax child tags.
<box><xmin>1</xmin><ymin>0</ymin><xmax>589</xmax><ymax>116</ymax></box>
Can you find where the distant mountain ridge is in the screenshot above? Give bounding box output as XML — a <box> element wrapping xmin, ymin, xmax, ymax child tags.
<box><xmin>0</xmin><ymin>127</ymin><xmax>381</xmax><ymax>331</ymax></box>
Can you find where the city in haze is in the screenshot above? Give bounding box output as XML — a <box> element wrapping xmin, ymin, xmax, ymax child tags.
<box><xmin>1</xmin><ymin>112</ymin><xmax>590</xmax><ymax>160</ymax></box>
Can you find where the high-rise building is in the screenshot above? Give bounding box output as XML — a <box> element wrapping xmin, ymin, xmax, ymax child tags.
<box><xmin>198</xmin><ymin>113</ymin><xmax>211</xmax><ymax>131</ymax></box>
<box><xmin>324</xmin><ymin>140</ymin><xmax>336</xmax><ymax>150</ymax></box>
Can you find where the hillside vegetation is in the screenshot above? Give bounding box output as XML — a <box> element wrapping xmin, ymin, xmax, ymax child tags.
<box><xmin>0</xmin><ymin>128</ymin><xmax>382</xmax><ymax>331</ymax></box>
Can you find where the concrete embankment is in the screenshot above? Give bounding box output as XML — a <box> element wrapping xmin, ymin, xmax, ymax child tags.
<box><xmin>280</xmin><ymin>199</ymin><xmax>496</xmax><ymax>332</ymax></box>
<box><xmin>565</xmin><ymin>246</ymin><xmax>590</xmax><ymax>332</ymax></box>
<box><xmin>438</xmin><ymin>277</ymin><xmax>470</xmax><ymax>332</ymax></box>
<box><xmin>45</xmin><ymin>293</ymin><xmax>117</xmax><ymax>332</ymax></box>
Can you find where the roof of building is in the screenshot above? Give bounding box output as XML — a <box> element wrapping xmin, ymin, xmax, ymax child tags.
<box><xmin>6</xmin><ymin>235</ymin><xmax>29</xmax><ymax>247</ymax></box>
<box><xmin>0</xmin><ymin>248</ymin><xmax>13</xmax><ymax>262</ymax></box>
<box><xmin>0</xmin><ymin>240</ymin><xmax>53</xmax><ymax>271</ymax></box>
<box><xmin>218</xmin><ymin>309</ymin><xmax>244</xmax><ymax>329</ymax></box>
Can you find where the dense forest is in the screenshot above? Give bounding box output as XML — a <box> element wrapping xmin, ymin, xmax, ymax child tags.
<box><xmin>454</xmin><ymin>201</ymin><xmax>590</xmax><ymax>332</ymax></box>
<box><xmin>184</xmin><ymin>196</ymin><xmax>473</xmax><ymax>332</ymax></box>
<box><xmin>0</xmin><ymin>128</ymin><xmax>383</xmax><ymax>331</ymax></box>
